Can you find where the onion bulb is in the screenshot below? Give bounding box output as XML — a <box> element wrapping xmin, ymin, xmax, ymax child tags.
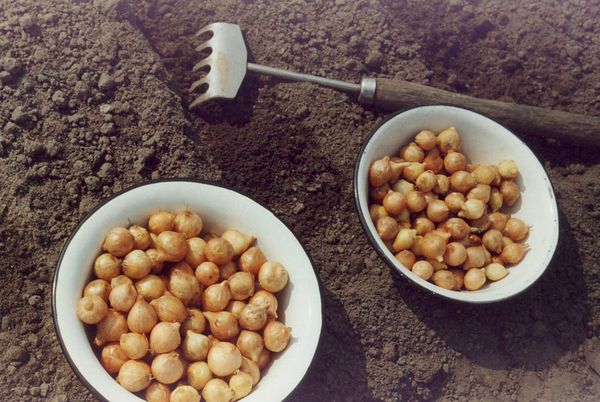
<box><xmin>394</xmin><ymin>250</ymin><xmax>416</xmax><ymax>268</ymax></box>
<box><xmin>120</xmin><ymin>332</ymin><xmax>149</xmax><ymax>359</ymax></box>
<box><xmin>392</xmin><ymin>179</ymin><xmax>415</xmax><ymax>195</ymax></box>
<box><xmin>415</xmin><ymin>171</ymin><xmax>437</xmax><ymax>193</ymax></box>
<box><xmin>444</xmin><ymin>242</ymin><xmax>467</xmax><ymax>266</ymax></box>
<box><xmin>207</xmin><ymin>342</ymin><xmax>242</xmax><ymax>377</ymax></box>
<box><xmin>485</xmin><ymin>263</ymin><xmax>509</xmax><ymax>281</ymax></box>
<box><xmin>182</xmin><ymin>330</ymin><xmax>210</xmax><ymax>361</ymax></box>
<box><xmin>195</xmin><ymin>262</ymin><xmax>221</xmax><ymax>286</ymax></box>
<box><xmin>444</xmin><ymin>192</ymin><xmax>465</xmax><ymax>213</ymax></box>
<box><xmin>504</xmin><ymin>217</ymin><xmax>529</xmax><ymax>241</ymax></box>
<box><xmin>237</xmin><ymin>330</ymin><xmax>264</xmax><ymax>362</ymax></box>
<box><xmin>219</xmin><ymin>262</ymin><xmax>237</xmax><ymax>281</ymax></box>
<box><xmin>240</xmin><ymin>357</ymin><xmax>261</xmax><ymax>385</ymax></box>
<box><xmin>489</xmin><ymin>212</ymin><xmax>509</xmax><ymax>231</ymax></box>
<box><xmin>501</xmin><ymin>243</ymin><xmax>529</xmax><ymax>264</ymax></box>
<box><xmin>370</xmin><ymin>184</ymin><xmax>390</xmax><ymax>203</ymax></box>
<box><xmin>226</xmin><ymin>301</ymin><xmax>247</xmax><ymax>319</ymax></box>
<box><xmin>392</xmin><ymin>228</ymin><xmax>417</xmax><ymax>252</ymax></box>
<box><xmin>228</xmin><ymin>272</ymin><xmax>255</xmax><ymax>301</ymax></box>
<box><xmin>500</xmin><ymin>181</ymin><xmax>520</xmax><ymax>206</ymax></box>
<box><xmin>464</xmin><ymin>268</ymin><xmax>486</xmax><ymax>291</ymax></box>
<box><xmin>109</xmin><ymin>280</ymin><xmax>137</xmax><ymax>313</ymax></box>
<box><xmin>413</xmin><ymin>217</ymin><xmax>434</xmax><ymax>236</ymax></box>
<box><xmin>117</xmin><ymin>360</ymin><xmax>151</xmax><ymax>392</ymax></box>
<box><xmin>168</xmin><ymin>268</ymin><xmax>200</xmax><ymax>306</ymax></box>
<box><xmin>174</xmin><ymin>210</ymin><xmax>203</xmax><ymax>239</ymax></box>
<box><xmin>426</xmin><ymin>200</ymin><xmax>449</xmax><ymax>223</ymax></box>
<box><xmin>498</xmin><ymin>160</ymin><xmax>519</xmax><ymax>179</ymax></box>
<box><xmin>263</xmin><ymin>321</ymin><xmax>291</xmax><ymax>352</ymax></box>
<box><xmin>423</xmin><ymin>149</ymin><xmax>444</xmax><ymax>174</ymax></box>
<box><xmin>222</xmin><ymin>229</ymin><xmax>255</xmax><ymax>257</ymax></box>
<box><xmin>432</xmin><ymin>270</ymin><xmax>456</xmax><ymax>290</ymax></box>
<box><xmin>146</xmin><ymin>248</ymin><xmax>165</xmax><ymax>274</ymax></box>
<box><xmin>258</xmin><ymin>261</ymin><xmax>289</xmax><ymax>293</ymax></box>
<box><xmin>202</xmin><ymin>379</ymin><xmax>236</xmax><ymax>402</ymax></box>
<box><xmin>256</xmin><ymin>348</ymin><xmax>271</xmax><ymax>370</ymax></box>
<box><xmin>76</xmin><ymin>295</ymin><xmax>108</xmax><ymax>324</ymax></box>
<box><xmin>400</xmin><ymin>142</ymin><xmax>425</xmax><ymax>162</ymax></box>
<box><xmin>470</xmin><ymin>214</ymin><xmax>491</xmax><ymax>232</ymax></box>
<box><xmin>204</xmin><ymin>311</ymin><xmax>239</xmax><ymax>341</ymax></box>
<box><xmin>376</xmin><ymin>216</ymin><xmax>399</xmax><ymax>241</ymax></box>
<box><xmin>502</xmin><ymin>236</ymin><xmax>514</xmax><ymax>248</ymax></box>
<box><xmin>482</xmin><ymin>229</ymin><xmax>503</xmax><ymax>254</ymax></box>
<box><xmin>145</xmin><ymin>382</ymin><xmax>171</xmax><ymax>402</ymax></box>
<box><xmin>128</xmin><ymin>225</ymin><xmax>152</xmax><ymax>250</ymax></box>
<box><xmin>127</xmin><ymin>295</ymin><xmax>158</xmax><ymax>334</ymax></box>
<box><xmin>84</xmin><ymin>279</ymin><xmax>112</xmax><ymax>302</ymax></box>
<box><xmin>151</xmin><ymin>352</ymin><xmax>184</xmax><ymax>385</ymax></box>
<box><xmin>149</xmin><ymin>210</ymin><xmax>175</xmax><ymax>234</ymax></box>
<box><xmin>463</xmin><ymin>246</ymin><xmax>486</xmax><ymax>269</ymax></box>
<box><xmin>411</xmin><ymin>235</ymin><xmax>424</xmax><ymax>256</ymax></box>
<box><xmin>150</xmin><ymin>322</ymin><xmax>181</xmax><ymax>354</ymax></box>
<box><xmin>150</xmin><ymin>291</ymin><xmax>187</xmax><ymax>323</ymax></box>
<box><xmin>229</xmin><ymin>372</ymin><xmax>253</xmax><ymax>400</ymax></box>
<box><xmin>369</xmin><ymin>204</ymin><xmax>388</xmax><ymax>222</ymax></box>
<box><xmin>421</xmin><ymin>232</ymin><xmax>447</xmax><ymax>262</ymax></box>
<box><xmin>406</xmin><ymin>191</ymin><xmax>427</xmax><ymax>213</ymax></box>
<box><xmin>467</xmin><ymin>184</ymin><xmax>491</xmax><ymax>204</ymax></box>
<box><xmin>239</xmin><ymin>247</ymin><xmax>267</xmax><ymax>275</ymax></box>
<box><xmin>185</xmin><ymin>237</ymin><xmax>207</xmax><ymax>268</ymax></box>
<box><xmin>444</xmin><ymin>151</ymin><xmax>467</xmax><ymax>173</ymax></box>
<box><xmin>450</xmin><ymin>269</ymin><xmax>465</xmax><ymax>290</ymax></box>
<box><xmin>103</xmin><ymin>227</ymin><xmax>135</xmax><ymax>257</ymax></box>
<box><xmin>411</xmin><ymin>260</ymin><xmax>433</xmax><ymax>280</ymax></box>
<box><xmin>239</xmin><ymin>304</ymin><xmax>268</xmax><ymax>331</ymax></box>
<box><xmin>202</xmin><ymin>282</ymin><xmax>232</xmax><ymax>312</ymax></box>
<box><xmin>458</xmin><ymin>199</ymin><xmax>486</xmax><ymax>220</ymax></box>
<box><xmin>437</xmin><ymin>127</ymin><xmax>461</xmax><ymax>154</ymax></box>
<box><xmin>472</xmin><ymin>165</ymin><xmax>495</xmax><ymax>185</ymax></box>
<box><xmin>94</xmin><ymin>253</ymin><xmax>122</xmax><ymax>281</ymax></box>
<box><xmin>156</xmin><ymin>231</ymin><xmax>188</xmax><ymax>262</ymax></box>
<box><xmin>369</xmin><ymin>156</ymin><xmax>393</xmax><ymax>187</ymax></box>
<box><xmin>427</xmin><ymin>258</ymin><xmax>448</xmax><ymax>272</ymax></box>
<box><xmin>415</xmin><ymin>130</ymin><xmax>437</xmax><ymax>150</ymax></box>
<box><xmin>249</xmin><ymin>290</ymin><xmax>278</xmax><ymax>319</ymax></box>
<box><xmin>100</xmin><ymin>343</ymin><xmax>128</xmax><ymax>374</ymax></box>
<box><xmin>442</xmin><ymin>217</ymin><xmax>470</xmax><ymax>240</ymax></box>
<box><xmin>170</xmin><ymin>385</ymin><xmax>200</xmax><ymax>402</ymax></box>
<box><xmin>388</xmin><ymin>157</ymin><xmax>408</xmax><ymax>182</ymax></box>
<box><xmin>402</xmin><ymin>162</ymin><xmax>425</xmax><ymax>182</ymax></box>
<box><xmin>135</xmin><ymin>275</ymin><xmax>166</xmax><ymax>301</ymax></box>
<box><xmin>205</xmin><ymin>238</ymin><xmax>234</xmax><ymax>265</ymax></box>
<box><xmin>383</xmin><ymin>191</ymin><xmax>407</xmax><ymax>215</ymax></box>
<box><xmin>122</xmin><ymin>250</ymin><xmax>152</xmax><ymax>279</ymax></box>
<box><xmin>95</xmin><ymin>309</ymin><xmax>128</xmax><ymax>346</ymax></box>
<box><xmin>181</xmin><ymin>308</ymin><xmax>206</xmax><ymax>336</ymax></box>
<box><xmin>488</xmin><ymin>188</ymin><xmax>503</xmax><ymax>212</ymax></box>
<box><xmin>187</xmin><ymin>361</ymin><xmax>213</xmax><ymax>391</ymax></box>
<box><xmin>450</xmin><ymin>171</ymin><xmax>476</xmax><ymax>193</ymax></box>
<box><xmin>434</xmin><ymin>174</ymin><xmax>449</xmax><ymax>195</ymax></box>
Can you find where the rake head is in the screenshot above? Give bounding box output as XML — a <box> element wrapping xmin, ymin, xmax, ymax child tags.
<box><xmin>190</xmin><ymin>22</ymin><xmax>249</xmax><ymax>109</ymax></box>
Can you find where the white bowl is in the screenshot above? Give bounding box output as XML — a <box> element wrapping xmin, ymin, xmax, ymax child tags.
<box><xmin>53</xmin><ymin>180</ymin><xmax>322</xmax><ymax>401</ymax></box>
<box><xmin>354</xmin><ymin>106</ymin><xmax>559</xmax><ymax>303</ymax></box>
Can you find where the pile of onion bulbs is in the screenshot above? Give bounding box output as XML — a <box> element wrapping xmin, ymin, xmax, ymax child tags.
<box><xmin>76</xmin><ymin>209</ymin><xmax>292</xmax><ymax>402</ymax></box>
<box><xmin>368</xmin><ymin>127</ymin><xmax>530</xmax><ymax>291</ymax></box>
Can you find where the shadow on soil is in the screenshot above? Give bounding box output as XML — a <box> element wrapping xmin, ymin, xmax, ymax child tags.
<box><xmin>287</xmin><ymin>288</ymin><xmax>376</xmax><ymax>402</ymax></box>
<box><xmin>392</xmin><ymin>208</ymin><xmax>588</xmax><ymax>372</ymax></box>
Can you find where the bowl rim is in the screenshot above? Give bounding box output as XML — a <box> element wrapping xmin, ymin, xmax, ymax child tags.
<box><xmin>52</xmin><ymin>178</ymin><xmax>324</xmax><ymax>402</ymax></box>
<box><xmin>353</xmin><ymin>105</ymin><xmax>559</xmax><ymax>304</ymax></box>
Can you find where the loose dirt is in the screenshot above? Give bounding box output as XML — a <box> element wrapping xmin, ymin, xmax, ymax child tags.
<box><xmin>1</xmin><ymin>0</ymin><xmax>600</xmax><ymax>401</ymax></box>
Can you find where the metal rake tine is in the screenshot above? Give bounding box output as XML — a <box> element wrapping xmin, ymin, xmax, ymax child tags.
<box><xmin>190</xmin><ymin>78</ymin><xmax>209</xmax><ymax>93</ymax></box>
<box><xmin>195</xmin><ymin>42</ymin><xmax>213</xmax><ymax>53</ymax></box>
<box><xmin>189</xmin><ymin>92</ymin><xmax>212</xmax><ymax>109</ymax></box>
<box><xmin>195</xmin><ymin>24</ymin><xmax>216</xmax><ymax>38</ymax></box>
<box><xmin>192</xmin><ymin>58</ymin><xmax>211</xmax><ymax>73</ymax></box>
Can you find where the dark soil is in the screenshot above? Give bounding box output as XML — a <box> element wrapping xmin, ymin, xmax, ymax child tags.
<box><xmin>1</xmin><ymin>0</ymin><xmax>600</xmax><ymax>401</ymax></box>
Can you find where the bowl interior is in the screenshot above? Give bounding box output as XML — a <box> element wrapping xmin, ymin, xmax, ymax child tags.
<box><xmin>355</xmin><ymin>106</ymin><xmax>559</xmax><ymax>303</ymax></box>
<box><xmin>54</xmin><ymin>180</ymin><xmax>322</xmax><ymax>401</ymax></box>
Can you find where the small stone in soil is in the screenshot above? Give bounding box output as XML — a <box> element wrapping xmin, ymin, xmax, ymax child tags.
<box><xmin>1</xmin><ymin>57</ymin><xmax>23</xmax><ymax>76</ymax></box>
<box><xmin>0</xmin><ymin>71</ymin><xmax>12</xmax><ymax>84</ymax></box>
<box><xmin>11</xmin><ymin>106</ymin><xmax>30</xmax><ymax>125</ymax></box>
<box><xmin>51</xmin><ymin>90</ymin><xmax>68</xmax><ymax>107</ymax></box>
<box><xmin>98</xmin><ymin>73</ymin><xmax>116</xmax><ymax>91</ymax></box>
<box><xmin>5</xmin><ymin>345</ymin><xmax>29</xmax><ymax>364</ymax></box>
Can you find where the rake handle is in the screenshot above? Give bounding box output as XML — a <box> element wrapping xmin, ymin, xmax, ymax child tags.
<box><xmin>372</xmin><ymin>78</ymin><xmax>600</xmax><ymax>146</ymax></box>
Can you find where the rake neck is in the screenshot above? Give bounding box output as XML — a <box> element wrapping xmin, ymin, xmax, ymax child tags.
<box><xmin>247</xmin><ymin>63</ymin><xmax>361</xmax><ymax>95</ymax></box>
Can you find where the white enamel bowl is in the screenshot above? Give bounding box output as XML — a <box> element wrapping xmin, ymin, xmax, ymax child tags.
<box><xmin>53</xmin><ymin>180</ymin><xmax>322</xmax><ymax>401</ymax></box>
<box><xmin>354</xmin><ymin>106</ymin><xmax>559</xmax><ymax>303</ymax></box>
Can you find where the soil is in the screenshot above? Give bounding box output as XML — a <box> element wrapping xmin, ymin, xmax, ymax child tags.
<box><xmin>1</xmin><ymin>0</ymin><xmax>600</xmax><ymax>401</ymax></box>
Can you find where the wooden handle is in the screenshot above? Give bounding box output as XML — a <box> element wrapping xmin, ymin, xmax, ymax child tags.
<box><xmin>373</xmin><ymin>78</ymin><xmax>600</xmax><ymax>146</ymax></box>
